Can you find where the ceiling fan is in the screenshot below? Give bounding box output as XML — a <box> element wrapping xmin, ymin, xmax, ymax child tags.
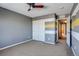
<box><xmin>27</xmin><ymin>3</ymin><xmax>44</xmax><ymax>11</ymax></box>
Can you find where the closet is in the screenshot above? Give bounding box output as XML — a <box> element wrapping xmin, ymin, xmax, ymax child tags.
<box><xmin>32</xmin><ymin>18</ymin><xmax>55</xmax><ymax>44</ymax></box>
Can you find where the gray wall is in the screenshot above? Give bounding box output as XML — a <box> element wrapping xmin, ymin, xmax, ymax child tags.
<box><xmin>72</xmin><ymin>36</ymin><xmax>79</xmax><ymax>56</ymax></box>
<box><xmin>0</xmin><ymin>7</ymin><xmax>32</xmax><ymax>48</ymax></box>
<box><xmin>72</xmin><ymin>10</ymin><xmax>79</xmax><ymax>56</ymax></box>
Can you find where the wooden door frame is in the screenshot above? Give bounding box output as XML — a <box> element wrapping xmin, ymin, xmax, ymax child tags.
<box><xmin>55</xmin><ymin>19</ymin><xmax>67</xmax><ymax>43</ymax></box>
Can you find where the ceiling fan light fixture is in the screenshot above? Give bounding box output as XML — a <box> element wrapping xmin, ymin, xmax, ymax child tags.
<box><xmin>27</xmin><ymin>3</ymin><xmax>45</xmax><ymax>11</ymax></box>
<box><xmin>33</xmin><ymin>5</ymin><xmax>44</xmax><ymax>8</ymax></box>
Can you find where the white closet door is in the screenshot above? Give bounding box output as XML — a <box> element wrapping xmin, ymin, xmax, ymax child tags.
<box><xmin>32</xmin><ymin>20</ymin><xmax>39</xmax><ymax>40</ymax></box>
<box><xmin>32</xmin><ymin>20</ymin><xmax>45</xmax><ymax>41</ymax></box>
<box><xmin>38</xmin><ymin>20</ymin><xmax>45</xmax><ymax>41</ymax></box>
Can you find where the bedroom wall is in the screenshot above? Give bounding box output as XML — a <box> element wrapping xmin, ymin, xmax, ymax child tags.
<box><xmin>71</xmin><ymin>10</ymin><xmax>79</xmax><ymax>56</ymax></box>
<box><xmin>0</xmin><ymin>7</ymin><xmax>32</xmax><ymax>48</ymax></box>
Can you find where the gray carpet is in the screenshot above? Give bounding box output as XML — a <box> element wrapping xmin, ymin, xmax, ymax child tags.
<box><xmin>0</xmin><ymin>40</ymin><xmax>73</xmax><ymax>56</ymax></box>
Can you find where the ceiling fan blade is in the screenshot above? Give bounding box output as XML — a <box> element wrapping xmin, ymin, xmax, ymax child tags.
<box><xmin>27</xmin><ymin>3</ymin><xmax>45</xmax><ymax>11</ymax></box>
<box><xmin>33</xmin><ymin>5</ymin><xmax>44</xmax><ymax>8</ymax></box>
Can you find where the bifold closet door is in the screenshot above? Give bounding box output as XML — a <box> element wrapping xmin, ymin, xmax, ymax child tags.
<box><xmin>32</xmin><ymin>20</ymin><xmax>45</xmax><ymax>41</ymax></box>
<box><xmin>32</xmin><ymin>20</ymin><xmax>39</xmax><ymax>41</ymax></box>
<box><xmin>38</xmin><ymin>20</ymin><xmax>45</xmax><ymax>41</ymax></box>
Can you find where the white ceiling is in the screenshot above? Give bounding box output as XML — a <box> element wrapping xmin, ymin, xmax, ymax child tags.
<box><xmin>0</xmin><ymin>3</ymin><xmax>74</xmax><ymax>18</ymax></box>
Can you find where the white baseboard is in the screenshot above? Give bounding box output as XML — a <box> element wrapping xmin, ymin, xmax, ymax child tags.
<box><xmin>0</xmin><ymin>39</ymin><xmax>32</xmax><ymax>51</ymax></box>
<box><xmin>71</xmin><ymin>47</ymin><xmax>76</xmax><ymax>56</ymax></box>
<box><xmin>43</xmin><ymin>41</ymin><xmax>55</xmax><ymax>44</ymax></box>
